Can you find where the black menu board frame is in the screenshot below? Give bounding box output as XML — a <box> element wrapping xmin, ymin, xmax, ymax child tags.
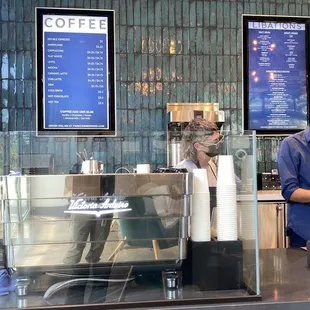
<box><xmin>36</xmin><ymin>7</ymin><xmax>116</xmax><ymax>137</ymax></box>
<box><xmin>242</xmin><ymin>14</ymin><xmax>310</xmax><ymax>135</ymax></box>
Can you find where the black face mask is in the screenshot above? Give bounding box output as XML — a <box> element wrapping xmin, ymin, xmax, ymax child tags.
<box><xmin>199</xmin><ymin>134</ymin><xmax>224</xmax><ymax>158</ymax></box>
<box><xmin>204</xmin><ymin>144</ymin><xmax>221</xmax><ymax>158</ymax></box>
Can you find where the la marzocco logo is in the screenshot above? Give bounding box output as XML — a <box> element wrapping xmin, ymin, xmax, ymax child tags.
<box><xmin>65</xmin><ymin>193</ymin><xmax>131</xmax><ymax>217</ymax></box>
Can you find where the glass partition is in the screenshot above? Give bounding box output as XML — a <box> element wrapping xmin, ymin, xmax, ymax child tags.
<box><xmin>226</xmin><ymin>131</ymin><xmax>259</xmax><ymax>295</ymax></box>
<box><xmin>0</xmin><ymin>130</ymin><xmax>260</xmax><ymax>308</ymax></box>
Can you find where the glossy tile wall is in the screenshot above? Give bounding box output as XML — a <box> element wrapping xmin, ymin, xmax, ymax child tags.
<box><xmin>0</xmin><ymin>0</ymin><xmax>309</xmax><ymax>173</ymax></box>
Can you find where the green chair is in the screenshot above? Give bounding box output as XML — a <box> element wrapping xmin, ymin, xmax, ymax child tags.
<box><xmin>108</xmin><ymin>196</ymin><xmax>180</xmax><ymax>261</ymax></box>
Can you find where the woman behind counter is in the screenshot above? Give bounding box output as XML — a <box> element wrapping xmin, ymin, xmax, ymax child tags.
<box><xmin>175</xmin><ymin>118</ymin><xmax>224</xmax><ymax>187</ymax></box>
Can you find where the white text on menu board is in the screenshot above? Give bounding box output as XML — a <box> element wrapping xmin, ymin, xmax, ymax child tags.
<box><xmin>249</xmin><ymin>22</ymin><xmax>306</xmax><ymax>129</ymax></box>
<box><xmin>43</xmin><ymin>15</ymin><xmax>109</xmax><ymax>128</ymax></box>
<box><xmin>43</xmin><ymin>15</ymin><xmax>108</xmax><ymax>33</ymax></box>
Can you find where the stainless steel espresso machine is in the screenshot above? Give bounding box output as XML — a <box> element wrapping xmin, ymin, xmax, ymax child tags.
<box><xmin>167</xmin><ymin>103</ymin><xmax>225</xmax><ymax>167</ymax></box>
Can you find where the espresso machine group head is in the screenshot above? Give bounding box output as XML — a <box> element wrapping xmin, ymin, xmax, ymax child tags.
<box><xmin>167</xmin><ymin>103</ymin><xmax>225</xmax><ymax>167</ymax></box>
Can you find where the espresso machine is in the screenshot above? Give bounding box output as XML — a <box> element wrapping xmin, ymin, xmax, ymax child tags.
<box><xmin>167</xmin><ymin>103</ymin><xmax>225</xmax><ymax>167</ymax></box>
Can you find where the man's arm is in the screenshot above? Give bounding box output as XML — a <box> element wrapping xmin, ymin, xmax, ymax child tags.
<box><xmin>278</xmin><ymin>138</ymin><xmax>303</xmax><ymax>203</ymax></box>
<box><xmin>289</xmin><ymin>188</ymin><xmax>310</xmax><ymax>203</ymax></box>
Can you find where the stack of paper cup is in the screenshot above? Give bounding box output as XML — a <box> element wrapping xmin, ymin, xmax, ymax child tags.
<box><xmin>240</xmin><ymin>155</ymin><xmax>254</xmax><ymax>192</ymax></box>
<box><xmin>238</xmin><ymin>195</ymin><xmax>255</xmax><ymax>240</ymax></box>
<box><xmin>216</xmin><ymin>155</ymin><xmax>238</xmax><ymax>241</ymax></box>
<box><xmin>191</xmin><ymin>169</ymin><xmax>211</xmax><ymax>242</ymax></box>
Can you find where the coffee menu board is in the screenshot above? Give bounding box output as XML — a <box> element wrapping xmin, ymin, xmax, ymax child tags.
<box><xmin>36</xmin><ymin>8</ymin><xmax>116</xmax><ymax>136</ymax></box>
<box><xmin>243</xmin><ymin>15</ymin><xmax>309</xmax><ymax>134</ymax></box>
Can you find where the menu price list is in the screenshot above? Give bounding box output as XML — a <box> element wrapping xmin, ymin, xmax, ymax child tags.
<box><xmin>44</xmin><ymin>32</ymin><xmax>109</xmax><ymax>129</ymax></box>
<box><xmin>248</xmin><ymin>24</ymin><xmax>307</xmax><ymax>130</ymax></box>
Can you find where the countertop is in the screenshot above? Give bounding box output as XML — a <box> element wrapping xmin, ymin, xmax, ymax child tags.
<box><xmin>257</xmin><ymin>190</ymin><xmax>284</xmax><ymax>202</ymax></box>
<box><xmin>238</xmin><ymin>190</ymin><xmax>284</xmax><ymax>203</ymax></box>
<box><xmin>1</xmin><ymin>249</ymin><xmax>310</xmax><ymax>310</ymax></box>
<box><xmin>259</xmin><ymin>248</ymin><xmax>309</xmax><ymax>302</ymax></box>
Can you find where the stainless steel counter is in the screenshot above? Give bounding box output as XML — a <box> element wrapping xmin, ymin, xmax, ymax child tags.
<box><xmin>1</xmin><ymin>173</ymin><xmax>193</xmax><ymax>269</ymax></box>
<box><xmin>260</xmin><ymin>248</ymin><xmax>309</xmax><ymax>302</ymax></box>
<box><xmin>0</xmin><ymin>249</ymin><xmax>309</xmax><ymax>310</ymax></box>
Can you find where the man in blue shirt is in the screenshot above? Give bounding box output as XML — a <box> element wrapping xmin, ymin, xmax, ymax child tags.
<box><xmin>278</xmin><ymin>127</ymin><xmax>310</xmax><ymax>247</ymax></box>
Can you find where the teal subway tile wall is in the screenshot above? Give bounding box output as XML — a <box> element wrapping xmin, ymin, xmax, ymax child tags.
<box><xmin>1</xmin><ymin>0</ymin><xmax>309</xmax><ymax>173</ymax></box>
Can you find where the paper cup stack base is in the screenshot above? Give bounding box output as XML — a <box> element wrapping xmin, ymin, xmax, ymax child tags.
<box><xmin>191</xmin><ymin>193</ymin><xmax>211</xmax><ymax>241</ymax></box>
<box><xmin>216</xmin><ymin>155</ymin><xmax>238</xmax><ymax>241</ymax></box>
<box><xmin>238</xmin><ymin>201</ymin><xmax>255</xmax><ymax>240</ymax></box>
<box><xmin>191</xmin><ymin>169</ymin><xmax>211</xmax><ymax>242</ymax></box>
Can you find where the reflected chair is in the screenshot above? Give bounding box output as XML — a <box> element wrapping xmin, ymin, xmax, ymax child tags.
<box><xmin>108</xmin><ymin>196</ymin><xmax>179</xmax><ymax>261</ymax></box>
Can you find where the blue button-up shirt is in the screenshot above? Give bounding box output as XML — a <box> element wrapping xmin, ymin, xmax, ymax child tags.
<box><xmin>278</xmin><ymin>127</ymin><xmax>310</xmax><ymax>240</ymax></box>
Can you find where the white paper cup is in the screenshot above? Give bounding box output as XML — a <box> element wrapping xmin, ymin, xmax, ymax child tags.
<box><xmin>193</xmin><ymin>169</ymin><xmax>209</xmax><ymax>193</ymax></box>
<box><xmin>241</xmin><ymin>155</ymin><xmax>253</xmax><ymax>179</ymax></box>
<box><xmin>136</xmin><ymin>164</ymin><xmax>151</xmax><ymax>174</ymax></box>
<box><xmin>191</xmin><ymin>191</ymin><xmax>211</xmax><ymax>242</ymax></box>
<box><xmin>217</xmin><ymin>155</ymin><xmax>236</xmax><ymax>185</ymax></box>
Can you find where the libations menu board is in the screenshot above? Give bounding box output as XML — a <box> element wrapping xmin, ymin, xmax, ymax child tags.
<box><xmin>36</xmin><ymin>8</ymin><xmax>116</xmax><ymax>136</ymax></box>
<box><xmin>243</xmin><ymin>16</ymin><xmax>309</xmax><ymax>134</ymax></box>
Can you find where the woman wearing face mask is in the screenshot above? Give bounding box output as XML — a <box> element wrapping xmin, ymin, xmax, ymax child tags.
<box><xmin>175</xmin><ymin>118</ymin><xmax>223</xmax><ymax>187</ymax></box>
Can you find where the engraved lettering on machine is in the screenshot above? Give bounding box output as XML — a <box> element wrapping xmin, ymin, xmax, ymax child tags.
<box><xmin>65</xmin><ymin>193</ymin><xmax>131</xmax><ymax>217</ymax></box>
